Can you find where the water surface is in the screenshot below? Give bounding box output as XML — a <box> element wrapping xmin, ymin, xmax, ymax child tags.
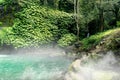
<box><xmin>0</xmin><ymin>54</ymin><xmax>72</xmax><ymax>80</ymax></box>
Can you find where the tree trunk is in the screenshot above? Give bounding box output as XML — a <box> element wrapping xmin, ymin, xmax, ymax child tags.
<box><xmin>77</xmin><ymin>0</ymin><xmax>80</xmax><ymax>41</ymax></box>
<box><xmin>99</xmin><ymin>0</ymin><xmax>104</xmax><ymax>31</ymax></box>
<box><xmin>99</xmin><ymin>8</ymin><xmax>104</xmax><ymax>31</ymax></box>
<box><xmin>114</xmin><ymin>4</ymin><xmax>119</xmax><ymax>26</ymax></box>
<box><xmin>74</xmin><ymin>0</ymin><xmax>80</xmax><ymax>41</ymax></box>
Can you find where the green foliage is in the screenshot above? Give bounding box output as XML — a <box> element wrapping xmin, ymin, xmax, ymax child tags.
<box><xmin>81</xmin><ymin>28</ymin><xmax>120</xmax><ymax>50</ymax></box>
<box><xmin>58</xmin><ymin>33</ymin><xmax>77</xmax><ymax>47</ymax></box>
<box><xmin>0</xmin><ymin>0</ymin><xmax>120</xmax><ymax>50</ymax></box>
<box><xmin>0</xmin><ymin>0</ymin><xmax>21</xmax><ymax>19</ymax></box>
<box><xmin>117</xmin><ymin>21</ymin><xmax>120</xmax><ymax>27</ymax></box>
<box><xmin>11</xmin><ymin>19</ymin><xmax>57</xmax><ymax>47</ymax></box>
<box><xmin>105</xmin><ymin>29</ymin><xmax>120</xmax><ymax>50</ymax></box>
<box><xmin>106</xmin><ymin>38</ymin><xmax>120</xmax><ymax>50</ymax></box>
<box><xmin>56</xmin><ymin>16</ymin><xmax>75</xmax><ymax>38</ymax></box>
<box><xmin>0</xmin><ymin>0</ymin><xmax>76</xmax><ymax>48</ymax></box>
<box><xmin>0</xmin><ymin>22</ymin><xmax>2</xmax><ymax>26</ymax></box>
<box><xmin>59</xmin><ymin>0</ymin><xmax>74</xmax><ymax>12</ymax></box>
<box><xmin>0</xmin><ymin>28</ymin><xmax>7</xmax><ymax>45</ymax></box>
<box><xmin>6</xmin><ymin>5</ymin><xmax>74</xmax><ymax>48</ymax></box>
<box><xmin>81</xmin><ymin>35</ymin><xmax>101</xmax><ymax>50</ymax></box>
<box><xmin>0</xmin><ymin>27</ymin><xmax>12</xmax><ymax>46</ymax></box>
<box><xmin>0</xmin><ymin>0</ymin><xmax>4</xmax><ymax>3</ymax></box>
<box><xmin>17</xmin><ymin>0</ymin><xmax>40</xmax><ymax>8</ymax></box>
<box><xmin>80</xmin><ymin>0</ymin><xmax>98</xmax><ymax>23</ymax></box>
<box><xmin>78</xmin><ymin>0</ymin><xmax>120</xmax><ymax>36</ymax></box>
<box><xmin>0</xmin><ymin>14</ymin><xmax>14</xmax><ymax>27</ymax></box>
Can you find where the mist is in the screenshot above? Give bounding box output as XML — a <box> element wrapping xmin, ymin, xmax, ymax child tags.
<box><xmin>65</xmin><ymin>51</ymin><xmax>120</xmax><ymax>80</ymax></box>
<box><xmin>0</xmin><ymin>47</ymin><xmax>74</xmax><ymax>80</ymax></box>
<box><xmin>1</xmin><ymin>46</ymin><xmax>120</xmax><ymax>80</ymax></box>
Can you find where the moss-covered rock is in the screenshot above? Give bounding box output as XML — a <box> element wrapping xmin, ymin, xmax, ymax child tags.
<box><xmin>105</xmin><ymin>29</ymin><xmax>120</xmax><ymax>50</ymax></box>
<box><xmin>79</xmin><ymin>28</ymin><xmax>120</xmax><ymax>54</ymax></box>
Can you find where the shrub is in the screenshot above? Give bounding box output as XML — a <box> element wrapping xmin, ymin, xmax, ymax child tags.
<box><xmin>0</xmin><ymin>27</ymin><xmax>12</xmax><ymax>46</ymax></box>
<box><xmin>0</xmin><ymin>0</ymin><xmax>75</xmax><ymax>48</ymax></box>
<box><xmin>58</xmin><ymin>33</ymin><xmax>77</xmax><ymax>47</ymax></box>
<box><xmin>9</xmin><ymin>5</ymin><xmax>74</xmax><ymax>48</ymax></box>
<box><xmin>81</xmin><ymin>28</ymin><xmax>120</xmax><ymax>50</ymax></box>
<box><xmin>117</xmin><ymin>21</ymin><xmax>120</xmax><ymax>27</ymax></box>
<box><xmin>0</xmin><ymin>22</ymin><xmax>2</xmax><ymax>26</ymax></box>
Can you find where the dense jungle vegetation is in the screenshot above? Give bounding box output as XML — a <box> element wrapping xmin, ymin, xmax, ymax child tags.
<box><xmin>0</xmin><ymin>0</ymin><xmax>120</xmax><ymax>51</ymax></box>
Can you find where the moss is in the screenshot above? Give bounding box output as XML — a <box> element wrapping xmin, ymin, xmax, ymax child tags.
<box><xmin>105</xmin><ymin>30</ymin><xmax>120</xmax><ymax>50</ymax></box>
<box><xmin>81</xmin><ymin>28</ymin><xmax>120</xmax><ymax>50</ymax></box>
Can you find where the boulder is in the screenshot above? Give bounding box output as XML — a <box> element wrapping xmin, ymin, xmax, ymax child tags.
<box><xmin>64</xmin><ymin>59</ymin><xmax>120</xmax><ymax>80</ymax></box>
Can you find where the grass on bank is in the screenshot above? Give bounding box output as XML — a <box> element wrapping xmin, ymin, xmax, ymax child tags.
<box><xmin>81</xmin><ymin>28</ymin><xmax>120</xmax><ymax>50</ymax></box>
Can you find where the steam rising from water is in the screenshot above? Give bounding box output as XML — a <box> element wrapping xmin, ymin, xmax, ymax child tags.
<box><xmin>65</xmin><ymin>51</ymin><xmax>120</xmax><ymax>80</ymax></box>
<box><xmin>1</xmin><ymin>47</ymin><xmax>120</xmax><ymax>80</ymax></box>
<box><xmin>0</xmin><ymin>47</ymin><xmax>73</xmax><ymax>80</ymax></box>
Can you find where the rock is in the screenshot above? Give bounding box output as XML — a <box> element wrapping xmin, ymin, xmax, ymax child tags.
<box><xmin>64</xmin><ymin>57</ymin><xmax>120</xmax><ymax>80</ymax></box>
<box><xmin>68</xmin><ymin>59</ymin><xmax>81</xmax><ymax>72</ymax></box>
<box><xmin>64</xmin><ymin>59</ymin><xmax>83</xmax><ymax>80</ymax></box>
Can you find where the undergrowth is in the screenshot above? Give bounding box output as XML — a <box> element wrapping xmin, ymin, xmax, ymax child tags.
<box><xmin>81</xmin><ymin>28</ymin><xmax>120</xmax><ymax>50</ymax></box>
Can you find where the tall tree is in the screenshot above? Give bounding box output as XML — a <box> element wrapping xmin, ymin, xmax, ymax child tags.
<box><xmin>96</xmin><ymin>0</ymin><xmax>120</xmax><ymax>30</ymax></box>
<box><xmin>58</xmin><ymin>0</ymin><xmax>74</xmax><ymax>12</ymax></box>
<box><xmin>78</xmin><ymin>0</ymin><xmax>98</xmax><ymax>36</ymax></box>
<box><xmin>99</xmin><ymin>0</ymin><xmax>104</xmax><ymax>31</ymax></box>
<box><xmin>74</xmin><ymin>0</ymin><xmax>80</xmax><ymax>41</ymax></box>
<box><xmin>109</xmin><ymin>1</ymin><xmax>120</xmax><ymax>25</ymax></box>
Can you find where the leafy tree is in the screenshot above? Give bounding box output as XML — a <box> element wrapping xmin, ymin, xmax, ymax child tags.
<box><xmin>74</xmin><ymin>0</ymin><xmax>80</xmax><ymax>41</ymax></box>
<box><xmin>107</xmin><ymin>0</ymin><xmax>120</xmax><ymax>26</ymax></box>
<box><xmin>0</xmin><ymin>0</ymin><xmax>20</xmax><ymax>17</ymax></box>
<box><xmin>59</xmin><ymin>0</ymin><xmax>74</xmax><ymax>12</ymax></box>
<box><xmin>71</xmin><ymin>0</ymin><xmax>96</xmax><ymax>39</ymax></box>
<box><xmin>96</xmin><ymin>0</ymin><xmax>120</xmax><ymax>30</ymax></box>
<box><xmin>79</xmin><ymin>0</ymin><xmax>120</xmax><ymax>36</ymax></box>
